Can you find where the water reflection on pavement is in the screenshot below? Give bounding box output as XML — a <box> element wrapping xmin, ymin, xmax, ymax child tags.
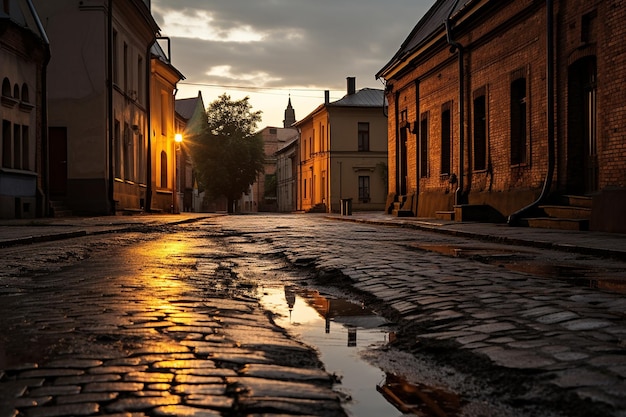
<box><xmin>258</xmin><ymin>285</ymin><xmax>403</xmax><ymax>417</ymax></box>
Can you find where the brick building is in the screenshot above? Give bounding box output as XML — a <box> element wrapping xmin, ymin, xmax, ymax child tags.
<box><xmin>377</xmin><ymin>0</ymin><xmax>626</xmax><ymax>233</ymax></box>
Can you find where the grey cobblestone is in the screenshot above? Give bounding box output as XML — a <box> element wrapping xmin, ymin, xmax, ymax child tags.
<box><xmin>1</xmin><ymin>213</ymin><xmax>626</xmax><ymax>416</ymax></box>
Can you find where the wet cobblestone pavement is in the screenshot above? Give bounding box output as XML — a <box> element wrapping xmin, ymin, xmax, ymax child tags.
<box><xmin>0</xmin><ymin>222</ymin><xmax>346</xmax><ymax>417</ymax></box>
<box><xmin>211</xmin><ymin>214</ymin><xmax>626</xmax><ymax>417</ymax></box>
<box><xmin>0</xmin><ymin>213</ymin><xmax>625</xmax><ymax>416</ymax></box>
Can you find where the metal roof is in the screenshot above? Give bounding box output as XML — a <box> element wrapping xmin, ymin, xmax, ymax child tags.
<box><xmin>328</xmin><ymin>88</ymin><xmax>386</xmax><ymax>108</ymax></box>
<box><xmin>293</xmin><ymin>88</ymin><xmax>386</xmax><ymax>127</ymax></box>
<box><xmin>376</xmin><ymin>0</ymin><xmax>473</xmax><ymax>79</ymax></box>
<box><xmin>175</xmin><ymin>96</ymin><xmax>201</xmax><ymax>121</ymax></box>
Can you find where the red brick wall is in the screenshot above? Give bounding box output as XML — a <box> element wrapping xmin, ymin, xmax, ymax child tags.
<box><xmin>384</xmin><ymin>0</ymin><xmax>626</xmax><ymax>227</ymax></box>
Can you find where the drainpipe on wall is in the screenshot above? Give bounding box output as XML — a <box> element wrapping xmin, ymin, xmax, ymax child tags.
<box><xmin>445</xmin><ymin>2</ymin><xmax>466</xmax><ymax>206</ymax></box>
<box><xmin>107</xmin><ymin>0</ymin><xmax>115</xmax><ymax>214</ymax></box>
<box><xmin>508</xmin><ymin>0</ymin><xmax>555</xmax><ymax>226</ymax></box>
<box><xmin>413</xmin><ymin>79</ymin><xmax>420</xmax><ymax>199</ymax></box>
<box><xmin>394</xmin><ymin>90</ymin><xmax>400</xmax><ymax>199</ymax></box>
<box><xmin>26</xmin><ymin>0</ymin><xmax>51</xmax><ymax>217</ymax></box>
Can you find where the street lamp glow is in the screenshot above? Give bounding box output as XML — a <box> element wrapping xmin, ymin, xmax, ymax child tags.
<box><xmin>175</xmin><ymin>133</ymin><xmax>183</xmax><ymax>143</ymax></box>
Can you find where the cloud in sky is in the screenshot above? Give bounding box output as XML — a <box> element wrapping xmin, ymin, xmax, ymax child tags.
<box><xmin>152</xmin><ymin>0</ymin><xmax>437</xmax><ymax>126</ymax></box>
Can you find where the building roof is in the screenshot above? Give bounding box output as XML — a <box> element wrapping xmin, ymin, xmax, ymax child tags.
<box><xmin>0</xmin><ymin>0</ymin><xmax>49</xmax><ymax>44</ymax></box>
<box><xmin>294</xmin><ymin>88</ymin><xmax>385</xmax><ymax>127</ymax></box>
<box><xmin>176</xmin><ymin>96</ymin><xmax>201</xmax><ymax>121</ymax></box>
<box><xmin>376</xmin><ymin>0</ymin><xmax>473</xmax><ymax>79</ymax></box>
<box><xmin>327</xmin><ymin>88</ymin><xmax>386</xmax><ymax>108</ymax></box>
<box><xmin>151</xmin><ymin>41</ymin><xmax>185</xmax><ymax>81</ymax></box>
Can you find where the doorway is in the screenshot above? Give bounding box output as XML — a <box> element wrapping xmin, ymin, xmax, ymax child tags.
<box><xmin>49</xmin><ymin>127</ymin><xmax>67</xmax><ymax>197</ymax></box>
<box><xmin>567</xmin><ymin>56</ymin><xmax>598</xmax><ymax>194</ymax></box>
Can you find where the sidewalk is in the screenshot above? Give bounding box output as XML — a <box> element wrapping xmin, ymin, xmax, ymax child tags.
<box><xmin>328</xmin><ymin>212</ymin><xmax>626</xmax><ymax>260</ymax></box>
<box><xmin>1</xmin><ymin>211</ymin><xmax>626</xmax><ymax>260</ymax></box>
<box><xmin>0</xmin><ymin>213</ymin><xmax>217</xmax><ymax>247</ymax></box>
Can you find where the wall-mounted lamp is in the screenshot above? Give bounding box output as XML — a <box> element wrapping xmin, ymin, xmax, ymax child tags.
<box><xmin>175</xmin><ymin>133</ymin><xmax>183</xmax><ymax>151</ymax></box>
<box><xmin>400</xmin><ymin>120</ymin><xmax>419</xmax><ymax>134</ymax></box>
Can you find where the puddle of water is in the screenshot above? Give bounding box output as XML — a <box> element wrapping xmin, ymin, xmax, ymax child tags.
<box><xmin>411</xmin><ymin>244</ymin><xmax>626</xmax><ymax>295</ymax></box>
<box><xmin>258</xmin><ymin>285</ymin><xmax>402</xmax><ymax>417</ymax></box>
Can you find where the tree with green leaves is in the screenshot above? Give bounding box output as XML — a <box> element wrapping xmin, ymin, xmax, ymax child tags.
<box><xmin>191</xmin><ymin>94</ymin><xmax>265</xmax><ymax>213</ymax></box>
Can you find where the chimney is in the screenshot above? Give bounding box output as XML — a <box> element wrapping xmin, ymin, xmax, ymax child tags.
<box><xmin>347</xmin><ymin>77</ymin><xmax>356</xmax><ymax>95</ymax></box>
<box><xmin>324</xmin><ymin>90</ymin><xmax>330</xmax><ymax>104</ymax></box>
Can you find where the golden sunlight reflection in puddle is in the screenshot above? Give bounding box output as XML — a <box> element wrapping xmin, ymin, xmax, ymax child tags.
<box><xmin>122</xmin><ymin>237</ymin><xmax>196</xmax><ymax>323</ymax></box>
<box><xmin>258</xmin><ymin>286</ymin><xmax>403</xmax><ymax>417</ymax></box>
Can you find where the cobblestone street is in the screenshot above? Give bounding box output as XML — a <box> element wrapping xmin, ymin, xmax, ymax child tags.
<box><xmin>0</xmin><ymin>219</ymin><xmax>346</xmax><ymax>417</ymax></box>
<box><xmin>0</xmin><ymin>213</ymin><xmax>625</xmax><ymax>417</ymax></box>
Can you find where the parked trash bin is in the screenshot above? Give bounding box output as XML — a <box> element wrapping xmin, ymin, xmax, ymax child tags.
<box><xmin>340</xmin><ymin>198</ymin><xmax>352</xmax><ymax>216</ymax></box>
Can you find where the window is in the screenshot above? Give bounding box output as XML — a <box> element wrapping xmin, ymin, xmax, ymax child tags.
<box><xmin>358</xmin><ymin>176</ymin><xmax>370</xmax><ymax>203</ymax></box>
<box><xmin>137</xmin><ymin>56</ymin><xmax>143</xmax><ymax>102</ymax></box>
<box><xmin>441</xmin><ymin>102</ymin><xmax>452</xmax><ymax>176</ymax></box>
<box><xmin>358</xmin><ymin>122</ymin><xmax>369</xmax><ymax>151</ymax></box>
<box><xmin>21</xmin><ymin>125</ymin><xmax>29</xmax><ymax>170</ymax></box>
<box><xmin>303</xmin><ymin>179</ymin><xmax>307</xmax><ymax>199</ymax></box>
<box><xmin>3</xmin><ymin>0</ymin><xmax>9</xmax><ymax>13</ymax></box>
<box><xmin>269</xmin><ymin>128</ymin><xmax>277</xmax><ymax>134</ymax></box>
<box><xmin>160</xmin><ymin>150</ymin><xmax>168</xmax><ymax>188</ymax></box>
<box><xmin>138</xmin><ymin>133</ymin><xmax>145</xmax><ymax>184</ymax></box>
<box><xmin>123</xmin><ymin>123</ymin><xmax>133</xmax><ymax>181</ymax></box>
<box><xmin>112</xmin><ymin>31</ymin><xmax>118</xmax><ymax>85</ymax></box>
<box><xmin>2</xmin><ymin>78</ymin><xmax>10</xmax><ymax>97</ymax></box>
<box><xmin>2</xmin><ymin>120</ymin><xmax>11</xmax><ymax>167</ymax></box>
<box><xmin>510</xmin><ymin>76</ymin><xmax>527</xmax><ymax>165</ymax></box>
<box><xmin>420</xmin><ymin>112</ymin><xmax>429</xmax><ymax>178</ymax></box>
<box><xmin>13</xmin><ymin>84</ymin><xmax>19</xmax><ymax>100</ymax></box>
<box><xmin>123</xmin><ymin>42</ymin><xmax>128</xmax><ymax>93</ymax></box>
<box><xmin>160</xmin><ymin>91</ymin><xmax>168</xmax><ymax>136</ymax></box>
<box><xmin>13</xmin><ymin>124</ymin><xmax>21</xmax><ymax>169</ymax></box>
<box><xmin>114</xmin><ymin>120</ymin><xmax>121</xmax><ymax>178</ymax></box>
<box><xmin>21</xmin><ymin>84</ymin><xmax>29</xmax><ymax>103</ymax></box>
<box><xmin>473</xmin><ymin>89</ymin><xmax>487</xmax><ymax>171</ymax></box>
<box><xmin>581</xmin><ymin>10</ymin><xmax>597</xmax><ymax>44</ymax></box>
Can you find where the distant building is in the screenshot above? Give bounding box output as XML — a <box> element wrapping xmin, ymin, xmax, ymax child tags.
<box><xmin>377</xmin><ymin>0</ymin><xmax>626</xmax><ymax>233</ymax></box>
<box><xmin>283</xmin><ymin>96</ymin><xmax>296</xmax><ymax>128</ymax></box>
<box><xmin>238</xmin><ymin>98</ymin><xmax>298</xmax><ymax>213</ymax></box>
<box><xmin>0</xmin><ymin>0</ymin><xmax>49</xmax><ymax>219</ymax></box>
<box><xmin>175</xmin><ymin>91</ymin><xmax>206</xmax><ymax>212</ymax></box>
<box><xmin>294</xmin><ymin>77</ymin><xmax>388</xmax><ymax>213</ymax></box>
<box><xmin>276</xmin><ymin>135</ymin><xmax>299</xmax><ymax>212</ymax></box>
<box><xmin>240</xmin><ymin>125</ymin><xmax>299</xmax><ymax>212</ymax></box>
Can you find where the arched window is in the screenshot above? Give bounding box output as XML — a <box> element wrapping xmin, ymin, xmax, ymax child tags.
<box><xmin>13</xmin><ymin>84</ymin><xmax>19</xmax><ymax>100</ymax></box>
<box><xmin>21</xmin><ymin>84</ymin><xmax>29</xmax><ymax>103</ymax></box>
<box><xmin>160</xmin><ymin>151</ymin><xmax>167</xmax><ymax>188</ymax></box>
<box><xmin>2</xmin><ymin>78</ymin><xmax>11</xmax><ymax>97</ymax></box>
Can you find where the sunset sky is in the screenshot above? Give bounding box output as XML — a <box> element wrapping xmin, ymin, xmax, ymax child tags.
<box><xmin>151</xmin><ymin>0</ymin><xmax>436</xmax><ymax>128</ymax></box>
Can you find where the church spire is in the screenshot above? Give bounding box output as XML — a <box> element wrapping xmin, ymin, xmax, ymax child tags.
<box><xmin>283</xmin><ymin>95</ymin><xmax>296</xmax><ymax>128</ymax></box>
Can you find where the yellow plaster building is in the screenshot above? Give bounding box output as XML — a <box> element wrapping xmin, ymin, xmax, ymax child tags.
<box><xmin>295</xmin><ymin>78</ymin><xmax>388</xmax><ymax>213</ymax></box>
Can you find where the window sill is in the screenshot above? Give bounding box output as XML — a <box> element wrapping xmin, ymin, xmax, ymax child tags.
<box><xmin>1</xmin><ymin>96</ymin><xmax>18</xmax><ymax>108</ymax></box>
<box><xmin>0</xmin><ymin>167</ymin><xmax>37</xmax><ymax>176</ymax></box>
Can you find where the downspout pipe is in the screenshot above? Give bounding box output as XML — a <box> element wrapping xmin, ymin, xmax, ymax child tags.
<box><xmin>445</xmin><ymin>2</ymin><xmax>465</xmax><ymax>206</ymax></box>
<box><xmin>508</xmin><ymin>0</ymin><xmax>555</xmax><ymax>225</ymax></box>
<box><xmin>107</xmin><ymin>0</ymin><xmax>115</xmax><ymax>214</ymax></box>
<box><xmin>26</xmin><ymin>0</ymin><xmax>51</xmax><ymax>217</ymax></box>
